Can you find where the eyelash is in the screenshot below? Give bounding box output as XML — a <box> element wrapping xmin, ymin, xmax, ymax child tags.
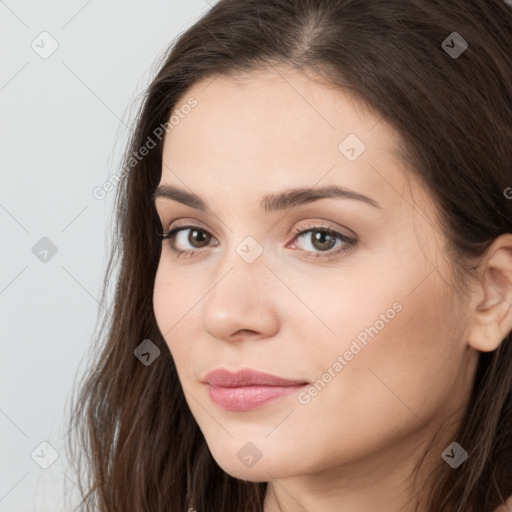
<box><xmin>157</xmin><ymin>222</ymin><xmax>357</xmax><ymax>261</ymax></box>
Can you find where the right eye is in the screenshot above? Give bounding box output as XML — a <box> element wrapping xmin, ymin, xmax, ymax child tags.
<box><xmin>159</xmin><ymin>225</ymin><xmax>218</xmax><ymax>257</ymax></box>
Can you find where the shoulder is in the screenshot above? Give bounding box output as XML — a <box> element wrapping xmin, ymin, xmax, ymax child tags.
<box><xmin>493</xmin><ymin>494</ymin><xmax>512</xmax><ymax>512</ymax></box>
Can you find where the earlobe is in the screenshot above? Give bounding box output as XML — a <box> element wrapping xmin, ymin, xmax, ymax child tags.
<box><xmin>466</xmin><ymin>234</ymin><xmax>512</xmax><ymax>353</ymax></box>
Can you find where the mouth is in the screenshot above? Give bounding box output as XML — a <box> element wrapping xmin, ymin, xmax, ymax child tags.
<box><xmin>202</xmin><ymin>367</ymin><xmax>309</xmax><ymax>411</ymax></box>
<box><xmin>206</xmin><ymin>383</ymin><xmax>308</xmax><ymax>411</ymax></box>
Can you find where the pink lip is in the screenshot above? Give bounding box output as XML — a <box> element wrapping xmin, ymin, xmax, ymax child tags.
<box><xmin>203</xmin><ymin>368</ymin><xmax>309</xmax><ymax>411</ymax></box>
<box><xmin>203</xmin><ymin>368</ymin><xmax>308</xmax><ymax>387</ymax></box>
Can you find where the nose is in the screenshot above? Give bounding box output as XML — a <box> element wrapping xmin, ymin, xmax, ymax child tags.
<box><xmin>201</xmin><ymin>253</ymin><xmax>280</xmax><ymax>343</ymax></box>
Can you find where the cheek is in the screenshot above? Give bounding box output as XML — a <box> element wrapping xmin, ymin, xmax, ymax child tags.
<box><xmin>312</xmin><ymin>237</ymin><xmax>458</xmax><ymax>380</ymax></box>
<box><xmin>153</xmin><ymin>267</ymin><xmax>171</xmax><ymax>338</ymax></box>
<box><xmin>153</xmin><ymin>260</ymin><xmax>224</xmax><ymax>390</ymax></box>
<box><xmin>293</xmin><ymin>257</ymin><xmax>462</xmax><ymax>433</ymax></box>
<box><xmin>316</xmin><ymin>279</ymin><xmax>458</xmax><ymax>422</ymax></box>
<box><xmin>152</xmin><ymin>264</ymin><xmax>199</xmax><ymax>362</ymax></box>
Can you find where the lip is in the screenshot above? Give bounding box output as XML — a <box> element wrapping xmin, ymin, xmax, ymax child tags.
<box><xmin>203</xmin><ymin>368</ymin><xmax>309</xmax><ymax>411</ymax></box>
<box><xmin>203</xmin><ymin>368</ymin><xmax>308</xmax><ymax>387</ymax></box>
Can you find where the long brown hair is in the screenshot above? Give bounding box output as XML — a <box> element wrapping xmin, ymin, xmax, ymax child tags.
<box><xmin>65</xmin><ymin>1</ymin><xmax>512</xmax><ymax>510</ymax></box>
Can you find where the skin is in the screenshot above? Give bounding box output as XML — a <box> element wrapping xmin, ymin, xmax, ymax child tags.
<box><xmin>152</xmin><ymin>64</ymin><xmax>512</xmax><ymax>512</ymax></box>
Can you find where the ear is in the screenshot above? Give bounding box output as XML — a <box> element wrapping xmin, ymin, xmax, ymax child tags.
<box><xmin>467</xmin><ymin>233</ymin><xmax>512</xmax><ymax>353</ymax></box>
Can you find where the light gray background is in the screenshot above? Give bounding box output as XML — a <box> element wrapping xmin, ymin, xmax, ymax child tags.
<box><xmin>0</xmin><ymin>1</ymin><xmax>210</xmax><ymax>510</ymax></box>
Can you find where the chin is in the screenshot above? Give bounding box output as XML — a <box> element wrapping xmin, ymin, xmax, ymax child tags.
<box><xmin>209</xmin><ymin>447</ymin><xmax>299</xmax><ymax>482</ymax></box>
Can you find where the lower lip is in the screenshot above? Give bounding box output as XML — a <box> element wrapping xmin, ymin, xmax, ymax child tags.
<box><xmin>207</xmin><ymin>384</ymin><xmax>307</xmax><ymax>411</ymax></box>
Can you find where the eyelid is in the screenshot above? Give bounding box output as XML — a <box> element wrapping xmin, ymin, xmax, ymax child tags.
<box><xmin>162</xmin><ymin>217</ymin><xmax>355</xmax><ymax>239</ymax></box>
<box><xmin>164</xmin><ymin>218</ymin><xmax>211</xmax><ymax>232</ymax></box>
<box><xmin>291</xmin><ymin>220</ymin><xmax>357</xmax><ymax>239</ymax></box>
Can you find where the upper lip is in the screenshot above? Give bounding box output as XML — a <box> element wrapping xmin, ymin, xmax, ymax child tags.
<box><xmin>203</xmin><ymin>368</ymin><xmax>309</xmax><ymax>387</ymax></box>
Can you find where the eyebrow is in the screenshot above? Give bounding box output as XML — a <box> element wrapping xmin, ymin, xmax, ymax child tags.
<box><xmin>151</xmin><ymin>183</ymin><xmax>382</xmax><ymax>213</ymax></box>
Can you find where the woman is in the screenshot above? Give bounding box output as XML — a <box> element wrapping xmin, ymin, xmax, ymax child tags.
<box><xmin>66</xmin><ymin>1</ymin><xmax>512</xmax><ymax>511</ymax></box>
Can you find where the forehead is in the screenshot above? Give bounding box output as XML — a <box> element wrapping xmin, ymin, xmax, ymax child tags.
<box><xmin>159</xmin><ymin>65</ymin><xmax>427</xmax><ymax>216</ymax></box>
<box><xmin>165</xmin><ymin>66</ymin><xmax>398</xmax><ymax>155</ymax></box>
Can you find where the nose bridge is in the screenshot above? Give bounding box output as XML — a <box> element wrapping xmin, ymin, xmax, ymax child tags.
<box><xmin>213</xmin><ymin>223</ymin><xmax>269</xmax><ymax>280</ymax></box>
<box><xmin>200</xmin><ymin>237</ymin><xmax>280</xmax><ymax>340</ymax></box>
<box><xmin>209</xmin><ymin>235</ymin><xmax>270</xmax><ymax>305</ymax></box>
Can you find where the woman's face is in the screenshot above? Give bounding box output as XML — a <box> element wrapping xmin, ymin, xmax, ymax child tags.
<box><xmin>152</xmin><ymin>65</ymin><xmax>479</xmax><ymax>489</ymax></box>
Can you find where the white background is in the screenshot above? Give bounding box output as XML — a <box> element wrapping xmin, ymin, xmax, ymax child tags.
<box><xmin>0</xmin><ymin>1</ymin><xmax>210</xmax><ymax>510</ymax></box>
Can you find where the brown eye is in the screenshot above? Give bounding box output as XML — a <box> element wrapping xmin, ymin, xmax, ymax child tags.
<box><xmin>186</xmin><ymin>228</ymin><xmax>212</xmax><ymax>248</ymax></box>
<box><xmin>160</xmin><ymin>225</ymin><xmax>216</xmax><ymax>256</ymax></box>
<box><xmin>308</xmin><ymin>230</ymin><xmax>337</xmax><ymax>251</ymax></box>
<box><xmin>289</xmin><ymin>224</ymin><xmax>357</xmax><ymax>260</ymax></box>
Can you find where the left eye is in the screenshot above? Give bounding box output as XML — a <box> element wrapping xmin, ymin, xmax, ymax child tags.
<box><xmin>159</xmin><ymin>224</ymin><xmax>357</xmax><ymax>260</ymax></box>
<box><xmin>290</xmin><ymin>226</ymin><xmax>355</xmax><ymax>257</ymax></box>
